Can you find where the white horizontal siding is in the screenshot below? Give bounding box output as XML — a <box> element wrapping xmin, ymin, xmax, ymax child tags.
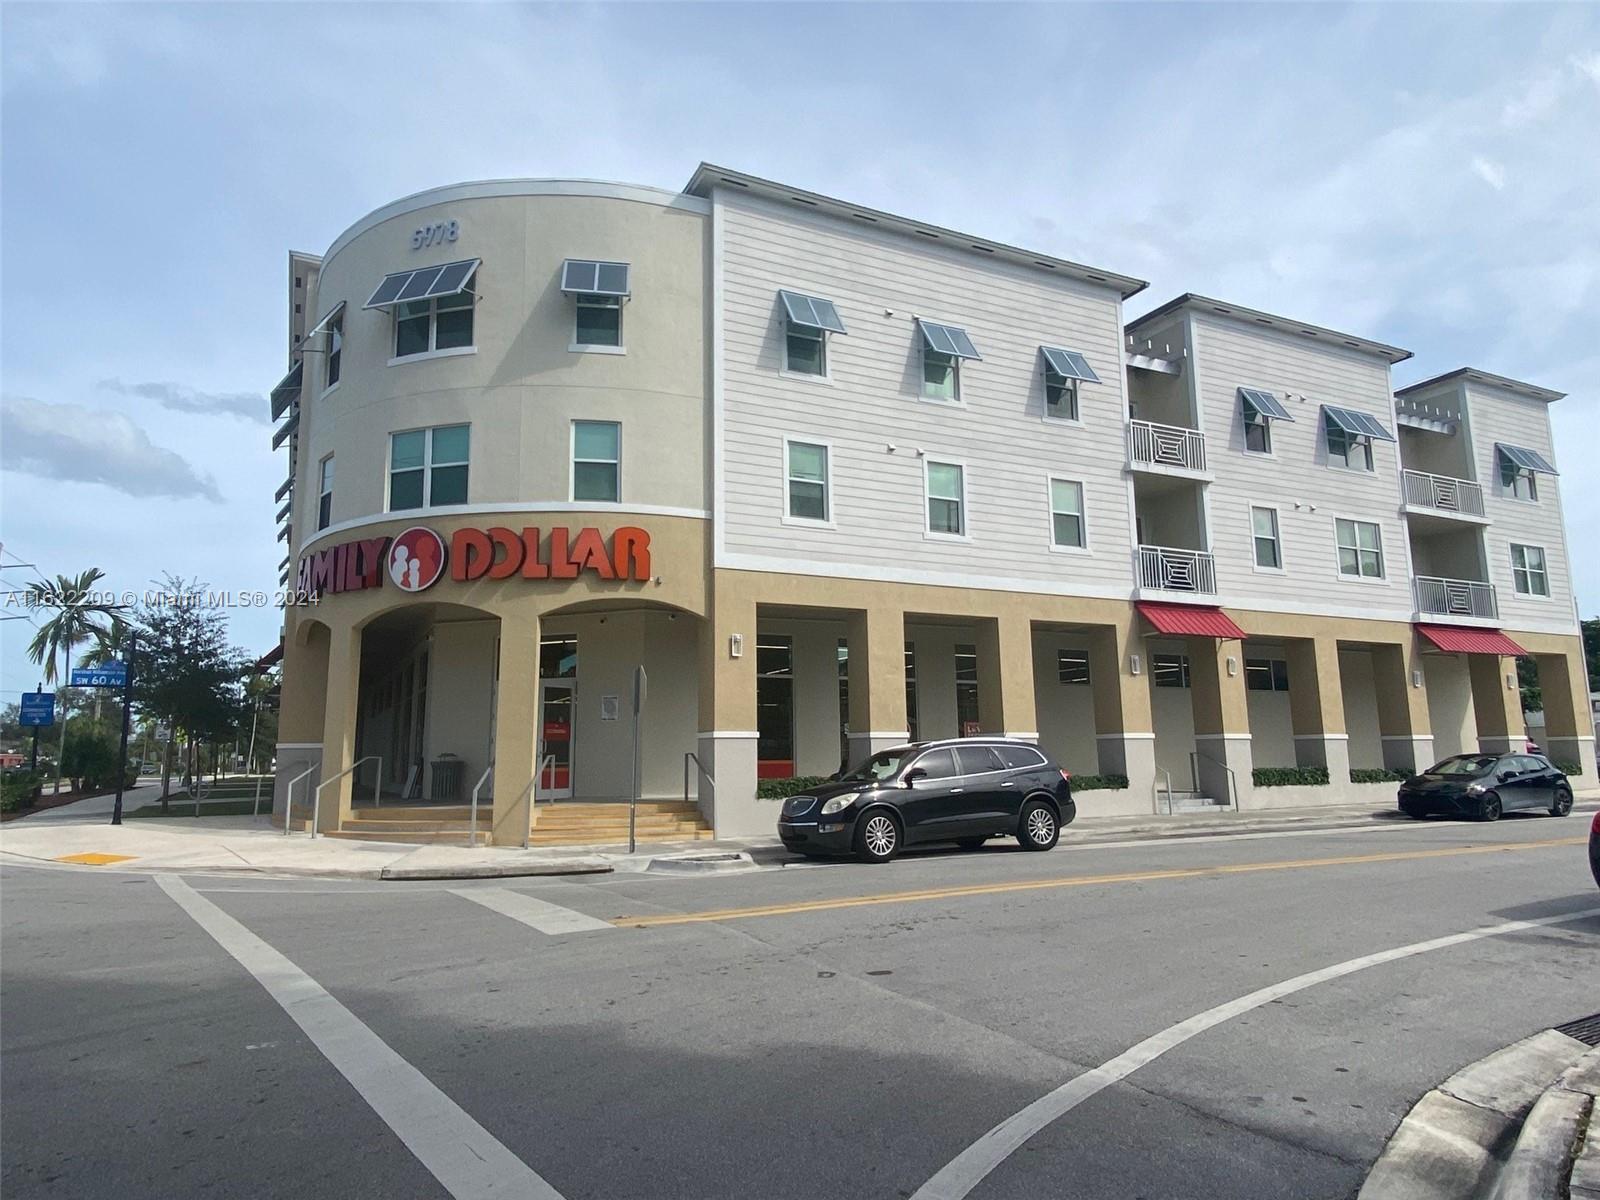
<box><xmin>1188</xmin><ymin>313</ymin><xmax>1414</xmax><ymax>620</ymax></box>
<box><xmin>1463</xmin><ymin>382</ymin><xmax>1577</xmax><ymax>636</ymax></box>
<box><xmin>716</xmin><ymin>190</ymin><xmax>1135</xmax><ymax>593</ymax></box>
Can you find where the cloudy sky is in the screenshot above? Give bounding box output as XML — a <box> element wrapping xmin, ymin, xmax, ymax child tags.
<box><xmin>2</xmin><ymin>2</ymin><xmax>1597</xmax><ymax>700</ymax></box>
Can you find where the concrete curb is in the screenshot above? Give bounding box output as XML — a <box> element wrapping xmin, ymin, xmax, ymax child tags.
<box><xmin>379</xmin><ymin>861</ymin><xmax>614</xmax><ymax>881</ymax></box>
<box><xmin>644</xmin><ymin>852</ymin><xmax>759</xmax><ymax>876</ymax></box>
<box><xmin>1490</xmin><ymin>1084</ymin><xmax>1590</xmax><ymax>1200</ymax></box>
<box><xmin>1357</xmin><ymin>1030</ymin><xmax>1588</xmax><ymax>1200</ymax></box>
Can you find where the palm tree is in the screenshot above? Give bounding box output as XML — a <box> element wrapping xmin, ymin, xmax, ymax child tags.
<box><xmin>25</xmin><ymin>569</ymin><xmax>122</xmax><ymax>794</ymax></box>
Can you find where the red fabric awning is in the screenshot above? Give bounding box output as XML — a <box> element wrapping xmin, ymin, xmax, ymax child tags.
<box><xmin>1135</xmin><ymin>601</ymin><xmax>1247</xmax><ymax>639</ymax></box>
<box><xmin>253</xmin><ymin>642</ymin><xmax>284</xmax><ymax>672</ymax></box>
<box><xmin>1414</xmin><ymin>624</ymin><xmax>1529</xmax><ymax>656</ymax></box>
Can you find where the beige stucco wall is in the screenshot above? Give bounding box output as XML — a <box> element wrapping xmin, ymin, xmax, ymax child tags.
<box><xmin>1425</xmin><ymin>654</ymin><xmax>1476</xmax><ymax>760</ymax></box>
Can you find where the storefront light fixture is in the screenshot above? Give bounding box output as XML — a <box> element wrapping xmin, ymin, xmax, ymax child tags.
<box><xmin>1129</xmin><ymin>654</ymin><xmax>1141</xmax><ymax>676</ymax></box>
<box><xmin>730</xmin><ymin>633</ymin><xmax>744</xmax><ymax>659</ymax></box>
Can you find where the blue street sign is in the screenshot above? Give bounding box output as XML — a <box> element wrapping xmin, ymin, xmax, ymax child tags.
<box><xmin>70</xmin><ymin>663</ymin><xmax>128</xmax><ymax>689</ymax></box>
<box><xmin>20</xmin><ymin>692</ymin><xmax>55</xmax><ymax>727</ymax></box>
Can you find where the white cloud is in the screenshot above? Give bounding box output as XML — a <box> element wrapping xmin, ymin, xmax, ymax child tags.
<box><xmin>98</xmin><ymin>378</ymin><xmax>266</xmax><ymax>423</ymax></box>
<box><xmin>1471</xmin><ymin>155</ymin><xmax>1507</xmax><ymax>190</ymax></box>
<box><xmin>0</xmin><ymin>396</ymin><xmax>223</xmax><ymax>502</ymax></box>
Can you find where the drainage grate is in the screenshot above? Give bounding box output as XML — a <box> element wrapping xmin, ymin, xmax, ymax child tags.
<box><xmin>1555</xmin><ymin>1012</ymin><xmax>1600</xmax><ymax>1046</ymax></box>
<box><xmin>677</xmin><ymin>853</ymin><xmax>743</xmax><ymax>863</ymax></box>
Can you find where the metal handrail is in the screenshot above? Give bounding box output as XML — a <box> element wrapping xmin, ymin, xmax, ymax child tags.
<box><xmin>468</xmin><ymin>765</ymin><xmax>493</xmax><ymax>847</ymax></box>
<box><xmin>1189</xmin><ymin>750</ymin><xmax>1240</xmax><ymax>811</ymax></box>
<box><xmin>310</xmin><ymin>755</ymin><xmax>381</xmax><ymax>840</ymax></box>
<box><xmin>517</xmin><ymin>755</ymin><xmax>557</xmax><ymax>848</ymax></box>
<box><xmin>281</xmin><ymin>764</ymin><xmax>319</xmax><ymax>836</ymax></box>
<box><xmin>683</xmin><ymin>751</ymin><xmax>717</xmax><ymax>808</ymax></box>
<box><xmin>1153</xmin><ymin>766</ymin><xmax>1173</xmax><ymax>816</ymax></box>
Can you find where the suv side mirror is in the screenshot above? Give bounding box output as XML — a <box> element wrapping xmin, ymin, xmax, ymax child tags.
<box><xmin>1497</xmin><ymin>770</ymin><xmax>1515</xmax><ymax>782</ymax></box>
<box><xmin>903</xmin><ymin>767</ymin><xmax>927</xmax><ymax>787</ymax></box>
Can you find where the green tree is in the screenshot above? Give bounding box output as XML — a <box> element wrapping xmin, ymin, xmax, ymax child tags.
<box><xmin>1584</xmin><ymin>617</ymin><xmax>1600</xmax><ymax>693</ymax></box>
<box><xmin>24</xmin><ymin>569</ymin><xmax>122</xmax><ymax>794</ymax></box>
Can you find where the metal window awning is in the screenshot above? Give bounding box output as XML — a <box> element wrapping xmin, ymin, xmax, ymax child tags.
<box><xmin>276</xmin><ymin>522</ymin><xmax>291</xmax><ymax>543</ymax></box>
<box><xmin>364</xmin><ymin>259</ymin><xmax>480</xmax><ymax>309</ymax></box>
<box><xmin>275</xmin><ymin>499</ymin><xmax>292</xmax><ymax>523</ymax></box>
<box><xmin>1136</xmin><ymin>601</ymin><xmax>1246</xmax><ymax>639</ymax></box>
<box><xmin>560</xmin><ymin>259</ymin><xmax>630</xmax><ymax>297</ymax></box>
<box><xmin>305</xmin><ymin>300</ymin><xmax>345</xmax><ymax>338</ymax></box>
<box><xmin>271</xmin><ymin>408</ymin><xmax>299</xmax><ymax>450</ymax></box>
<box><xmin>1494</xmin><ymin>443</ymin><xmax>1558</xmax><ymax>475</ymax></box>
<box><xmin>917</xmin><ymin>319</ymin><xmax>980</xmax><ymax>360</ymax></box>
<box><xmin>1415</xmin><ymin>624</ymin><xmax>1529</xmax><ymax>656</ymax></box>
<box><xmin>778</xmin><ymin>289</ymin><xmax>847</xmax><ymax>334</ymax></box>
<box><xmin>274</xmin><ymin>475</ymin><xmax>294</xmax><ymax>502</ymax></box>
<box><xmin>269</xmin><ymin>360</ymin><xmax>303</xmax><ymax>421</ymax></box>
<box><xmin>1041</xmin><ymin>346</ymin><xmax>1101</xmax><ymax>384</ymax></box>
<box><xmin>1239</xmin><ymin>387</ymin><xmax>1293</xmax><ymax>421</ymax></box>
<box><xmin>1322</xmin><ymin>404</ymin><xmax>1396</xmax><ymax>442</ymax></box>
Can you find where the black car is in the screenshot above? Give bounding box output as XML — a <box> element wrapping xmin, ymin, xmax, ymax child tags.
<box><xmin>777</xmin><ymin>738</ymin><xmax>1075</xmax><ymax>863</ymax></box>
<box><xmin>1397</xmin><ymin>753</ymin><xmax>1574</xmax><ymax>822</ymax></box>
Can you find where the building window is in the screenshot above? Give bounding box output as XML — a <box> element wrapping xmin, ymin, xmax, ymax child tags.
<box><xmin>926</xmin><ymin>462</ymin><xmax>966</xmax><ymax>536</ymax></box>
<box><xmin>1501</xmin><ymin>458</ymin><xmax>1538</xmax><ymax>501</ymax></box>
<box><xmin>1153</xmin><ymin>654</ymin><xmax>1190</xmax><ymax>688</ymax></box>
<box><xmin>1040</xmin><ymin>346</ymin><xmax>1097</xmax><ymax>420</ymax></box>
<box><xmin>395</xmin><ymin>285</ymin><xmax>475</xmax><ymax>358</ymax></box>
<box><xmin>756</xmin><ymin>635</ymin><xmax>795</xmax><ymax>778</ymax></box>
<box><xmin>837</xmin><ymin>638</ymin><xmax>849</xmax><ymax>766</ymax></box>
<box><xmin>1326</xmin><ymin>423</ymin><xmax>1373</xmax><ymax>471</ymax></box>
<box><xmin>1243</xmin><ymin>398</ymin><xmax>1271</xmax><ymax>453</ymax></box>
<box><xmin>539</xmin><ymin>634</ymin><xmax>578</xmax><ymax>678</ymax></box>
<box><xmin>955</xmin><ymin>644</ymin><xmax>979</xmax><ymax>734</ymax></box>
<box><xmin>326</xmin><ymin>313</ymin><xmax>343</xmax><ymax>388</ymax></box>
<box><xmin>904</xmin><ymin>641</ymin><xmax>919</xmax><ymax>743</ymax></box>
<box><xmin>1335</xmin><ymin>517</ymin><xmax>1384</xmax><ymax>579</ymax></box>
<box><xmin>1245</xmin><ymin>658</ymin><xmax>1290</xmax><ymax>692</ymax></box>
<box><xmin>1049</xmin><ymin>478</ymin><xmax>1085</xmax><ymax>548</ymax></box>
<box><xmin>389</xmin><ymin>424</ymin><xmax>469</xmax><ymax>510</ymax></box>
<box><xmin>918</xmin><ymin>319</ymin><xmax>979</xmax><ymax>403</ymax></box>
<box><xmin>786</xmin><ymin>440</ymin><xmax>829</xmax><ymax>522</ymax></box>
<box><xmin>1251</xmin><ymin>506</ymin><xmax>1281</xmax><ymax>569</ymax></box>
<box><xmin>317</xmin><ymin>455</ymin><xmax>334</xmax><ymax>531</ymax></box>
<box><xmin>1057</xmin><ymin>650</ymin><xmax>1091</xmax><ymax>685</ymax></box>
<box><xmin>572</xmin><ymin>421</ymin><xmax>620</xmax><ymax>503</ymax></box>
<box><xmin>1511</xmin><ymin>543</ymin><xmax>1549</xmax><ymax>596</ymax></box>
<box><xmin>779</xmin><ymin>290</ymin><xmax>846</xmax><ymax>376</ymax></box>
<box><xmin>575</xmin><ymin>294</ymin><xmax>622</xmax><ymax>347</ymax></box>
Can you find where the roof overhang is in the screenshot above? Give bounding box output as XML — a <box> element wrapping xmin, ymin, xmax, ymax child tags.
<box><xmin>1128</xmin><ymin>294</ymin><xmax>1412</xmax><ymax>364</ymax></box>
<box><xmin>1415</xmin><ymin>624</ymin><xmax>1529</xmax><ymax>657</ymax></box>
<box><xmin>1395</xmin><ymin>368</ymin><xmax>1565</xmax><ymax>404</ymax></box>
<box><xmin>1136</xmin><ymin>601</ymin><xmax>1247</xmax><ymax>640</ymax></box>
<box><xmin>684</xmin><ymin>163</ymin><xmax>1148</xmax><ymax>300</ymax></box>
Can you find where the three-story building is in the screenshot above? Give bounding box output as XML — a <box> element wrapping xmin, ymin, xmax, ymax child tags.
<box><xmin>267</xmin><ymin>166</ymin><xmax>1594</xmax><ymax>845</ymax></box>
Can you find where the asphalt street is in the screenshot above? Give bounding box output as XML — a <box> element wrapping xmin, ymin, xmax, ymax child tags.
<box><xmin>3</xmin><ymin>810</ymin><xmax>1597</xmax><ymax>1200</ymax></box>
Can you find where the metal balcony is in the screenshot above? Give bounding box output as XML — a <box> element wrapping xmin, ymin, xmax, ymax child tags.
<box><xmin>1139</xmin><ymin>545</ymin><xmax>1217</xmax><ymax>594</ymax></box>
<box><xmin>1128</xmin><ymin>420</ymin><xmax>1206</xmax><ymax>473</ymax></box>
<box><xmin>1414</xmin><ymin>576</ymin><xmax>1497</xmax><ymax>619</ymax></box>
<box><xmin>1403</xmin><ymin>470</ymin><xmax>1485</xmax><ymax>517</ymax></box>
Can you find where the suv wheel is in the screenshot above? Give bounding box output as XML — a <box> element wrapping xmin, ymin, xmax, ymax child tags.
<box><xmin>1551</xmin><ymin>787</ymin><xmax>1573</xmax><ymax>817</ymax></box>
<box><xmin>855</xmin><ymin>811</ymin><xmax>900</xmax><ymax>864</ymax></box>
<box><xmin>1018</xmin><ymin>799</ymin><xmax>1059</xmax><ymax>851</ymax></box>
<box><xmin>1478</xmin><ymin>793</ymin><xmax>1502</xmax><ymax>822</ymax></box>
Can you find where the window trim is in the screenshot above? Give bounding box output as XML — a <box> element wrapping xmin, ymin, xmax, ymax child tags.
<box><xmin>571</xmin><ymin>291</ymin><xmax>624</xmax><ymax>351</ymax></box>
<box><xmin>1244</xmin><ymin>657</ymin><xmax>1291</xmax><ymax>693</ymax></box>
<box><xmin>923</xmin><ymin>457</ymin><xmax>970</xmax><ymax>541</ymax></box>
<box><xmin>1333</xmin><ymin>516</ymin><xmax>1386</xmax><ymax>582</ymax></box>
<box><xmin>317</xmin><ymin>454</ymin><xmax>334</xmax><ymax>532</ymax></box>
<box><xmin>1056</xmin><ymin>648</ymin><xmax>1091</xmax><ymax>686</ymax></box>
<box><xmin>1499</xmin><ymin>458</ymin><xmax>1540</xmax><ymax>503</ymax></box>
<box><xmin>781</xmin><ymin>437</ymin><xmax>833</xmax><ymax>528</ymax></box>
<box><xmin>322</xmin><ymin>312</ymin><xmax>343</xmax><ymax>394</ymax></box>
<box><xmin>387</xmin><ymin>423</ymin><xmax>470</xmax><ymax>512</ymax></box>
<box><xmin>1509</xmin><ymin>542</ymin><xmax>1551</xmax><ymax>599</ymax></box>
<box><xmin>1250</xmin><ymin>504</ymin><xmax>1284</xmax><ymax>574</ymax></box>
<box><xmin>390</xmin><ymin>275</ymin><xmax>477</xmax><ymax>362</ymax></box>
<box><xmin>1042</xmin><ymin>368</ymin><xmax>1081</xmax><ymax>425</ymax></box>
<box><xmin>1152</xmin><ymin>652</ymin><xmax>1191</xmax><ymax>689</ymax></box>
<box><xmin>570</xmin><ymin>420</ymin><xmax>621</xmax><ymax>505</ymax></box>
<box><xmin>1242</xmin><ymin>397</ymin><xmax>1273</xmax><ymax>456</ymax></box>
<box><xmin>1324</xmin><ymin>417</ymin><xmax>1375</xmax><ymax>472</ymax></box>
<box><xmin>921</xmin><ymin>346</ymin><xmax>963</xmax><ymax>405</ymax></box>
<box><xmin>1046</xmin><ymin>475</ymin><xmax>1090</xmax><ymax>554</ymax></box>
<box><xmin>782</xmin><ymin>320</ymin><xmax>830</xmax><ymax>381</ymax></box>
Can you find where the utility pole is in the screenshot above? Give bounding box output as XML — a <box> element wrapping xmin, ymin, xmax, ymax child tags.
<box><xmin>111</xmin><ymin>637</ymin><xmax>136</xmax><ymax>826</ymax></box>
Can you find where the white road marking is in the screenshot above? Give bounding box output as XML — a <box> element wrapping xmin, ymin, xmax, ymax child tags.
<box><xmin>156</xmin><ymin>876</ymin><xmax>565</xmax><ymax>1200</ymax></box>
<box><xmin>912</xmin><ymin>904</ymin><xmax>1600</xmax><ymax>1200</ymax></box>
<box><xmin>450</xmin><ymin>886</ymin><xmax>614</xmax><ymax>934</ymax></box>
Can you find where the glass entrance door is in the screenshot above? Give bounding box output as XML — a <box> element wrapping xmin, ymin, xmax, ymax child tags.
<box><xmin>538</xmin><ymin>680</ymin><xmax>575</xmax><ymax>799</ymax></box>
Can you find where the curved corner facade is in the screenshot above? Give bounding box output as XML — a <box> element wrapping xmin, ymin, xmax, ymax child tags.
<box><xmin>267</xmin><ymin>167</ymin><xmax>1596</xmax><ymax>845</ymax></box>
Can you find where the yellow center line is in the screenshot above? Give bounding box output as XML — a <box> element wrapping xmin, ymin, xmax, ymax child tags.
<box><xmin>615</xmin><ymin>836</ymin><xmax>1587</xmax><ymax>928</ymax></box>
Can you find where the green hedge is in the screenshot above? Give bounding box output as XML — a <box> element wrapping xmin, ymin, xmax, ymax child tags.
<box><xmin>1070</xmin><ymin>774</ymin><xmax>1128</xmax><ymax>791</ymax></box>
<box><xmin>1350</xmin><ymin>767</ymin><xmax>1410</xmax><ymax>784</ymax></box>
<box><xmin>1252</xmin><ymin>766</ymin><xmax>1330</xmax><ymax>788</ymax></box>
<box><xmin>1555</xmin><ymin>761</ymin><xmax>1582</xmax><ymax>777</ymax></box>
<box><xmin>1</xmin><ymin>769</ymin><xmax>43</xmax><ymax>813</ymax></box>
<box><xmin>757</xmin><ymin>776</ymin><xmax>833</xmax><ymax>800</ymax></box>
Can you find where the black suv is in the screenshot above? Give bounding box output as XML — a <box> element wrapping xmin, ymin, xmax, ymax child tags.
<box><xmin>777</xmin><ymin>739</ymin><xmax>1076</xmax><ymax>863</ymax></box>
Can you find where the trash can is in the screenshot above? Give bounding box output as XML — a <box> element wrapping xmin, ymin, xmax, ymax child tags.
<box><xmin>430</xmin><ymin>757</ymin><xmax>464</xmax><ymax>803</ymax></box>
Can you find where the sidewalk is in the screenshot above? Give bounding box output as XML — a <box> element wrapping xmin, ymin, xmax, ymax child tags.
<box><xmin>2</xmin><ymin>786</ymin><xmax>1595</xmax><ymax>881</ymax></box>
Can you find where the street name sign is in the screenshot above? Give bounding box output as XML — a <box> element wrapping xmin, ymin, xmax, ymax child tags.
<box><xmin>70</xmin><ymin>664</ymin><xmax>128</xmax><ymax>688</ymax></box>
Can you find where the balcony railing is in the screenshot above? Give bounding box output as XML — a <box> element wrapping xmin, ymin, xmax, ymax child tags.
<box><xmin>1139</xmin><ymin>545</ymin><xmax>1217</xmax><ymax>594</ymax></box>
<box><xmin>1128</xmin><ymin>420</ymin><xmax>1206</xmax><ymax>472</ymax></box>
<box><xmin>1403</xmin><ymin>470</ymin><xmax>1485</xmax><ymax>517</ymax></box>
<box><xmin>1414</xmin><ymin>576</ymin><xmax>1497</xmax><ymax>619</ymax></box>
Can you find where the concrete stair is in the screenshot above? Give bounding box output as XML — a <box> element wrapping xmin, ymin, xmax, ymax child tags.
<box><xmin>1167</xmin><ymin>791</ymin><xmax>1230</xmax><ymax>813</ymax></box>
<box><xmin>321</xmin><ymin>801</ymin><xmax>713</xmax><ymax>847</ymax></box>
